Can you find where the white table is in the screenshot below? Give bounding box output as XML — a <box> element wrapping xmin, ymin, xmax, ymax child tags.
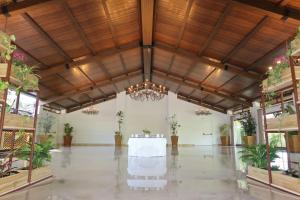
<box><xmin>128</xmin><ymin>137</ymin><xmax>167</xmax><ymax>157</ymax></box>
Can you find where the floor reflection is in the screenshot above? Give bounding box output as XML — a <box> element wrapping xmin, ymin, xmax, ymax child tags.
<box><xmin>0</xmin><ymin>146</ymin><xmax>299</xmax><ymax>200</ymax></box>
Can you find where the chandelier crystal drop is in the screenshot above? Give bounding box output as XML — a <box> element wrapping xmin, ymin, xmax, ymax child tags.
<box><xmin>127</xmin><ymin>80</ymin><xmax>167</xmax><ymax>101</ymax></box>
<box><xmin>82</xmin><ymin>105</ymin><xmax>99</xmax><ymax>115</ymax></box>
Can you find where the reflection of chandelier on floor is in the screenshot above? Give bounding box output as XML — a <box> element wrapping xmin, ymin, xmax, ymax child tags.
<box><xmin>127</xmin><ymin>80</ymin><xmax>167</xmax><ymax>101</ymax></box>
<box><xmin>82</xmin><ymin>105</ymin><xmax>99</xmax><ymax>115</ymax></box>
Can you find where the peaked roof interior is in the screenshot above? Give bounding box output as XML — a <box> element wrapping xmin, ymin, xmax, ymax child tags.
<box><xmin>1</xmin><ymin>0</ymin><xmax>300</xmax><ymax>113</ymax></box>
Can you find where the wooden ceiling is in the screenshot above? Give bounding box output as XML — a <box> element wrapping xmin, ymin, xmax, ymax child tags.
<box><xmin>1</xmin><ymin>0</ymin><xmax>300</xmax><ymax>113</ymax></box>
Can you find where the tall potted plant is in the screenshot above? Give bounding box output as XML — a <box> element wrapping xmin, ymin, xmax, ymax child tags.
<box><xmin>168</xmin><ymin>114</ymin><xmax>181</xmax><ymax>147</ymax></box>
<box><xmin>63</xmin><ymin>123</ymin><xmax>73</xmax><ymax>147</ymax></box>
<box><xmin>240</xmin><ymin>112</ymin><xmax>256</xmax><ymax>146</ymax></box>
<box><xmin>37</xmin><ymin>112</ymin><xmax>55</xmax><ymax>144</ymax></box>
<box><xmin>219</xmin><ymin>124</ymin><xmax>230</xmax><ymax>146</ymax></box>
<box><xmin>115</xmin><ymin>111</ymin><xmax>124</xmax><ymax>146</ymax></box>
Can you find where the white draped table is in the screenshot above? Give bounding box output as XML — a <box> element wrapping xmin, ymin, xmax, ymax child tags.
<box><xmin>128</xmin><ymin>137</ymin><xmax>167</xmax><ymax>157</ymax></box>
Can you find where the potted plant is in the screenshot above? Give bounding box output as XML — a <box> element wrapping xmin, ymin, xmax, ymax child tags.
<box><xmin>168</xmin><ymin>114</ymin><xmax>181</xmax><ymax>147</ymax></box>
<box><xmin>63</xmin><ymin>123</ymin><xmax>73</xmax><ymax>147</ymax></box>
<box><xmin>288</xmin><ymin>131</ymin><xmax>300</xmax><ymax>153</ymax></box>
<box><xmin>240</xmin><ymin>112</ymin><xmax>256</xmax><ymax>146</ymax></box>
<box><xmin>142</xmin><ymin>129</ymin><xmax>151</xmax><ymax>137</ymax></box>
<box><xmin>115</xmin><ymin>111</ymin><xmax>124</xmax><ymax>146</ymax></box>
<box><xmin>37</xmin><ymin>112</ymin><xmax>55</xmax><ymax>144</ymax></box>
<box><xmin>219</xmin><ymin>124</ymin><xmax>230</xmax><ymax>146</ymax></box>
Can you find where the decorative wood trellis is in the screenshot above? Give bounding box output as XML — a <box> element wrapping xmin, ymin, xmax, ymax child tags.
<box><xmin>0</xmin><ymin>39</ymin><xmax>46</xmax><ymax>196</ymax></box>
<box><xmin>258</xmin><ymin>53</ymin><xmax>300</xmax><ymax>196</ymax></box>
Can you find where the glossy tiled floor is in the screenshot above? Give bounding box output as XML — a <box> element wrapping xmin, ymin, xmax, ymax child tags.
<box><xmin>1</xmin><ymin>146</ymin><xmax>299</xmax><ymax>200</ymax></box>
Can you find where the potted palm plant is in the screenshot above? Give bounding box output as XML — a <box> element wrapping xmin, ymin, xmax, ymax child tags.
<box><xmin>168</xmin><ymin>114</ymin><xmax>181</xmax><ymax>147</ymax></box>
<box><xmin>240</xmin><ymin>112</ymin><xmax>256</xmax><ymax>146</ymax></box>
<box><xmin>219</xmin><ymin>124</ymin><xmax>230</xmax><ymax>146</ymax></box>
<box><xmin>115</xmin><ymin>111</ymin><xmax>124</xmax><ymax>146</ymax></box>
<box><xmin>63</xmin><ymin>123</ymin><xmax>73</xmax><ymax>147</ymax></box>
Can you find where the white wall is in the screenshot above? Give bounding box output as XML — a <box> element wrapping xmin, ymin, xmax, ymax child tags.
<box><xmin>56</xmin><ymin>91</ymin><xmax>230</xmax><ymax>145</ymax></box>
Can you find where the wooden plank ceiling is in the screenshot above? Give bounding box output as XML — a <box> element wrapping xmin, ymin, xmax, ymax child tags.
<box><xmin>0</xmin><ymin>0</ymin><xmax>300</xmax><ymax>113</ymax></box>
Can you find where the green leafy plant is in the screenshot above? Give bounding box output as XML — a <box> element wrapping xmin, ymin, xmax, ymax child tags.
<box><xmin>12</xmin><ymin>60</ymin><xmax>39</xmax><ymax>94</ymax></box>
<box><xmin>64</xmin><ymin>123</ymin><xmax>73</xmax><ymax>137</ymax></box>
<box><xmin>142</xmin><ymin>129</ymin><xmax>151</xmax><ymax>134</ymax></box>
<box><xmin>168</xmin><ymin>114</ymin><xmax>181</xmax><ymax>135</ymax></box>
<box><xmin>239</xmin><ymin>136</ymin><xmax>280</xmax><ymax>169</ymax></box>
<box><xmin>116</xmin><ymin>110</ymin><xmax>124</xmax><ymax>134</ymax></box>
<box><xmin>0</xmin><ymin>79</ymin><xmax>9</xmax><ymax>91</ymax></box>
<box><xmin>0</xmin><ymin>31</ymin><xmax>16</xmax><ymax>61</ymax></box>
<box><xmin>38</xmin><ymin>112</ymin><xmax>55</xmax><ymax>135</ymax></box>
<box><xmin>16</xmin><ymin>139</ymin><xmax>53</xmax><ymax>169</ymax></box>
<box><xmin>240</xmin><ymin>112</ymin><xmax>256</xmax><ymax>136</ymax></box>
<box><xmin>290</xmin><ymin>26</ymin><xmax>300</xmax><ymax>55</ymax></box>
<box><xmin>219</xmin><ymin>124</ymin><xmax>230</xmax><ymax>136</ymax></box>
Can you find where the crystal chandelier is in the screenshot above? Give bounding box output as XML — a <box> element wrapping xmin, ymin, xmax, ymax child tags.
<box><xmin>82</xmin><ymin>105</ymin><xmax>99</xmax><ymax>115</ymax></box>
<box><xmin>127</xmin><ymin>80</ymin><xmax>167</xmax><ymax>101</ymax></box>
<box><xmin>195</xmin><ymin>107</ymin><xmax>212</xmax><ymax>116</ymax></box>
<box><xmin>195</xmin><ymin>90</ymin><xmax>212</xmax><ymax>116</ymax></box>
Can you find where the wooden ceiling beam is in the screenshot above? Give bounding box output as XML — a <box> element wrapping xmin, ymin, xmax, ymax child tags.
<box><xmin>176</xmin><ymin>66</ymin><xmax>216</xmax><ymax>93</ymax></box>
<box><xmin>177</xmin><ymin>93</ymin><xmax>227</xmax><ymax>114</ymax></box>
<box><xmin>214</xmin><ymin>98</ymin><xmax>226</xmax><ymax>106</ymax></box>
<box><xmin>22</xmin><ymin>12</ymin><xmax>72</xmax><ymax>62</ymax></box>
<box><xmin>140</xmin><ymin>0</ymin><xmax>155</xmax><ymax>80</ymax></box>
<box><xmin>198</xmin><ymin>2</ymin><xmax>232</xmax><ymax>55</ymax></box>
<box><xmin>278</xmin><ymin>0</ymin><xmax>290</xmax><ymax>6</ymax></box>
<box><xmin>163</xmin><ymin>0</ymin><xmax>194</xmax><ymax>85</ymax></box>
<box><xmin>38</xmin><ymin>41</ymin><xmax>140</xmax><ymax>78</ymax></box>
<box><xmin>43</xmin><ymin>69</ymin><xmax>141</xmax><ymax>104</ymax></box>
<box><xmin>155</xmin><ymin>42</ymin><xmax>262</xmax><ymax>81</ymax></box>
<box><xmin>222</xmin><ymin>16</ymin><xmax>269</xmax><ymax>63</ymax></box>
<box><xmin>62</xmin><ymin>1</ymin><xmax>96</xmax><ymax>55</ymax></box>
<box><xmin>175</xmin><ymin>0</ymin><xmax>194</xmax><ymax>48</ymax></box>
<box><xmin>0</xmin><ymin>0</ymin><xmax>58</xmax><ymax>15</ymax></box>
<box><xmin>66</xmin><ymin>93</ymin><xmax>116</xmax><ymax>113</ymax></box>
<box><xmin>235</xmin><ymin>82</ymin><xmax>260</xmax><ymax>95</ymax></box>
<box><xmin>13</xmin><ymin>42</ymin><xmax>48</xmax><ymax>67</ymax></box>
<box><xmin>153</xmin><ymin>69</ymin><xmax>251</xmax><ymax>106</ymax></box>
<box><xmin>232</xmin><ymin>0</ymin><xmax>300</xmax><ymax>23</ymax></box>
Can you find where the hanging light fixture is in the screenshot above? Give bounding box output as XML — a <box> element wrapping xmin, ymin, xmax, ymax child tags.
<box><xmin>127</xmin><ymin>80</ymin><xmax>167</xmax><ymax>101</ymax></box>
<box><xmin>82</xmin><ymin>105</ymin><xmax>99</xmax><ymax>115</ymax></box>
<box><xmin>195</xmin><ymin>90</ymin><xmax>212</xmax><ymax>116</ymax></box>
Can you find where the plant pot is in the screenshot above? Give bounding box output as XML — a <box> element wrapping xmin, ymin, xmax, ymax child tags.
<box><xmin>63</xmin><ymin>136</ymin><xmax>73</xmax><ymax>147</ymax></box>
<box><xmin>220</xmin><ymin>136</ymin><xmax>230</xmax><ymax>146</ymax></box>
<box><xmin>37</xmin><ymin>135</ymin><xmax>49</xmax><ymax>144</ymax></box>
<box><xmin>267</xmin><ymin>114</ymin><xmax>297</xmax><ymax>131</ymax></box>
<box><xmin>247</xmin><ymin>166</ymin><xmax>269</xmax><ymax>184</ymax></box>
<box><xmin>4</xmin><ymin>113</ymin><xmax>34</xmax><ymax>129</ymax></box>
<box><xmin>243</xmin><ymin>135</ymin><xmax>256</xmax><ymax>146</ymax></box>
<box><xmin>115</xmin><ymin>134</ymin><xmax>122</xmax><ymax>146</ymax></box>
<box><xmin>30</xmin><ymin>166</ymin><xmax>52</xmax><ymax>183</ymax></box>
<box><xmin>0</xmin><ymin>170</ymin><xmax>28</xmax><ymax>196</ymax></box>
<box><xmin>288</xmin><ymin>135</ymin><xmax>300</xmax><ymax>153</ymax></box>
<box><xmin>262</xmin><ymin>67</ymin><xmax>300</xmax><ymax>92</ymax></box>
<box><xmin>0</xmin><ymin>63</ymin><xmax>8</xmax><ymax>78</ymax></box>
<box><xmin>247</xmin><ymin>166</ymin><xmax>300</xmax><ymax>194</ymax></box>
<box><xmin>171</xmin><ymin>135</ymin><xmax>178</xmax><ymax>147</ymax></box>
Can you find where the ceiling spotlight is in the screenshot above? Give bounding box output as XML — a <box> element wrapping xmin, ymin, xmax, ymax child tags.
<box><xmin>65</xmin><ymin>63</ymin><xmax>70</xmax><ymax>69</ymax></box>
<box><xmin>268</xmin><ymin>66</ymin><xmax>273</xmax><ymax>71</ymax></box>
